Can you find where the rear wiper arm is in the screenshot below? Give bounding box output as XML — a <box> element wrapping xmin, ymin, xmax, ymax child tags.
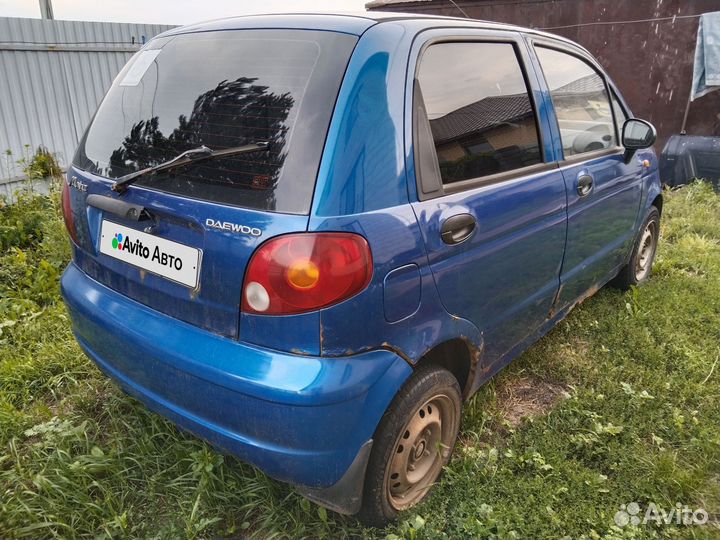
<box><xmin>111</xmin><ymin>142</ymin><xmax>269</xmax><ymax>193</ymax></box>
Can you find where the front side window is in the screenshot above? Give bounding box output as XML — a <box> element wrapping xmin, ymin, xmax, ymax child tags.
<box><xmin>535</xmin><ymin>46</ymin><xmax>616</xmax><ymax>158</ymax></box>
<box><xmin>416</xmin><ymin>42</ymin><xmax>542</xmax><ymax>186</ymax></box>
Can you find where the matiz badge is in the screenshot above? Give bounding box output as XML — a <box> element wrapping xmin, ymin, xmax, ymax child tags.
<box><xmin>68</xmin><ymin>175</ymin><xmax>87</xmax><ymax>192</ymax></box>
<box><xmin>205</xmin><ymin>218</ymin><xmax>262</xmax><ymax>237</ymax></box>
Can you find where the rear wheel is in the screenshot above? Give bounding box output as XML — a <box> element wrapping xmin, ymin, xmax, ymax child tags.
<box><xmin>358</xmin><ymin>365</ymin><xmax>462</xmax><ymax>526</ymax></box>
<box><xmin>613</xmin><ymin>207</ymin><xmax>660</xmax><ymax>289</ymax></box>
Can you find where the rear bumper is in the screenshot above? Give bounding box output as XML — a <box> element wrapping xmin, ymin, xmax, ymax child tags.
<box><xmin>61</xmin><ymin>263</ymin><xmax>411</xmax><ymax>496</ymax></box>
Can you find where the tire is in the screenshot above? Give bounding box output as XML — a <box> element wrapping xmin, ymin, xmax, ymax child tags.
<box><xmin>358</xmin><ymin>364</ymin><xmax>462</xmax><ymax>527</ymax></box>
<box><xmin>613</xmin><ymin>207</ymin><xmax>660</xmax><ymax>290</ymax></box>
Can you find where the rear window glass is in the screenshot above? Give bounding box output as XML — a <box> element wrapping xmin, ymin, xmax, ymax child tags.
<box><xmin>73</xmin><ymin>30</ymin><xmax>357</xmax><ymax>214</ymax></box>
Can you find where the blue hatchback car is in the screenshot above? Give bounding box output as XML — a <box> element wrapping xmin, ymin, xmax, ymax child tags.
<box><xmin>61</xmin><ymin>12</ymin><xmax>662</xmax><ymax>524</ymax></box>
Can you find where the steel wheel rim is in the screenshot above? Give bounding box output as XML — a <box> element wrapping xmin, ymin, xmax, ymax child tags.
<box><xmin>635</xmin><ymin>221</ymin><xmax>658</xmax><ymax>281</ymax></box>
<box><xmin>386</xmin><ymin>394</ymin><xmax>458</xmax><ymax>510</ymax></box>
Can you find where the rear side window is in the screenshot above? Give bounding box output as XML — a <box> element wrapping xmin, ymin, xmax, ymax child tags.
<box><xmin>535</xmin><ymin>46</ymin><xmax>616</xmax><ymax>158</ymax></box>
<box><xmin>73</xmin><ymin>30</ymin><xmax>357</xmax><ymax>214</ymax></box>
<box><xmin>416</xmin><ymin>42</ymin><xmax>542</xmax><ymax>186</ymax></box>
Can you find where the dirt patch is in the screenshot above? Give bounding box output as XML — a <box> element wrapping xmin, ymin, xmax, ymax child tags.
<box><xmin>496</xmin><ymin>375</ymin><xmax>566</xmax><ymax>428</ymax></box>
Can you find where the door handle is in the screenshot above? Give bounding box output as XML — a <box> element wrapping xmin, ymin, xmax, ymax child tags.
<box><xmin>577</xmin><ymin>173</ymin><xmax>594</xmax><ymax>197</ymax></box>
<box><xmin>440</xmin><ymin>213</ymin><xmax>477</xmax><ymax>245</ymax></box>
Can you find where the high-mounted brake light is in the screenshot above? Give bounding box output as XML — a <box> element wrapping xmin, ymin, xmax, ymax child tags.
<box><xmin>241</xmin><ymin>233</ymin><xmax>373</xmax><ymax>315</ymax></box>
<box><xmin>61</xmin><ymin>180</ymin><xmax>78</xmax><ymax>243</ymax></box>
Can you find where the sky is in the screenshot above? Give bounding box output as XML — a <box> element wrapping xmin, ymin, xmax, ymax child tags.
<box><xmin>0</xmin><ymin>0</ymin><xmax>371</xmax><ymax>25</ymax></box>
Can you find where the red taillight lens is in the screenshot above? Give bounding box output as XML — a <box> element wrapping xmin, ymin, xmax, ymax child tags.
<box><xmin>60</xmin><ymin>180</ymin><xmax>78</xmax><ymax>243</ymax></box>
<box><xmin>241</xmin><ymin>233</ymin><xmax>373</xmax><ymax>315</ymax></box>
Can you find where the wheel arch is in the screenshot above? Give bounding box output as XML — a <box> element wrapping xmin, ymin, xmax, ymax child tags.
<box><xmin>412</xmin><ymin>337</ymin><xmax>480</xmax><ymax>400</ymax></box>
<box><xmin>651</xmin><ymin>192</ymin><xmax>663</xmax><ymax>216</ymax></box>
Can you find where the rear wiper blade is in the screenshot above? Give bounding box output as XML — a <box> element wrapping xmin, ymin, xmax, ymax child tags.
<box><xmin>111</xmin><ymin>142</ymin><xmax>269</xmax><ymax>193</ymax></box>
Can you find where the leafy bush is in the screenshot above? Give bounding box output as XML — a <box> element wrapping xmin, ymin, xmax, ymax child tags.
<box><xmin>0</xmin><ymin>183</ymin><xmax>69</xmax><ymax>323</ymax></box>
<box><xmin>0</xmin><ymin>190</ymin><xmax>53</xmax><ymax>251</ymax></box>
<box><xmin>18</xmin><ymin>146</ymin><xmax>63</xmax><ymax>181</ymax></box>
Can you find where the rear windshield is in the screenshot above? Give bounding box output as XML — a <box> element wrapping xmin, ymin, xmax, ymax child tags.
<box><xmin>73</xmin><ymin>30</ymin><xmax>357</xmax><ymax>214</ymax></box>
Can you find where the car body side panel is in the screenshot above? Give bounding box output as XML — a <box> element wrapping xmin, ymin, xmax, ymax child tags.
<box><xmin>642</xmin><ymin>153</ymin><xmax>663</xmax><ymax>213</ymax></box>
<box><xmin>524</xmin><ymin>38</ymin><xmax>646</xmax><ymax>308</ymax></box>
<box><xmin>241</xmin><ymin>311</ymin><xmax>321</xmax><ymax>356</ymax></box>
<box><xmin>403</xmin><ymin>29</ymin><xmax>567</xmax><ymax>366</ymax></box>
<box><xmin>606</xmin><ymin>81</ymin><xmax>662</xmax><ymax>259</ymax></box>
<box><xmin>308</xmin><ymin>22</ymin><xmax>484</xmax><ymax>364</ymax></box>
<box><xmin>557</xmin><ymin>152</ymin><xmax>643</xmax><ymax>305</ymax></box>
<box><xmin>411</xmin><ymin>173</ymin><xmax>567</xmax><ymax>364</ymax></box>
<box><xmin>309</xmin><ymin>205</ymin><xmax>483</xmax><ymax>364</ymax></box>
<box><xmin>311</xmin><ymin>22</ymin><xmax>412</xmax><ymax>218</ymax></box>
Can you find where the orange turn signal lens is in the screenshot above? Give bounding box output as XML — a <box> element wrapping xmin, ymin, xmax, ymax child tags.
<box><xmin>286</xmin><ymin>259</ymin><xmax>320</xmax><ymax>290</ymax></box>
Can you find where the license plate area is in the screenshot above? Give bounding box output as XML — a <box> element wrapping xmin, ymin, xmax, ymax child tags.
<box><xmin>99</xmin><ymin>220</ymin><xmax>201</xmax><ymax>288</ymax></box>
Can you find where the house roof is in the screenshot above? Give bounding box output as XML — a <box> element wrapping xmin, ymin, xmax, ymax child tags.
<box><xmin>365</xmin><ymin>0</ymin><xmax>433</xmax><ymax>8</ymax></box>
<box><xmin>553</xmin><ymin>73</ymin><xmax>605</xmax><ymax>95</ymax></box>
<box><xmin>429</xmin><ymin>94</ymin><xmax>533</xmax><ymax>144</ymax></box>
<box><xmin>429</xmin><ymin>73</ymin><xmax>605</xmax><ymax>145</ymax></box>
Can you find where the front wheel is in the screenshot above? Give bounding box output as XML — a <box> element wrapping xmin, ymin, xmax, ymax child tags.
<box><xmin>358</xmin><ymin>364</ymin><xmax>462</xmax><ymax>526</ymax></box>
<box><xmin>613</xmin><ymin>207</ymin><xmax>660</xmax><ymax>290</ymax></box>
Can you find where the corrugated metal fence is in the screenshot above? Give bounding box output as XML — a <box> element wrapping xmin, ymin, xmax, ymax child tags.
<box><xmin>0</xmin><ymin>16</ymin><xmax>175</xmax><ymax>188</ymax></box>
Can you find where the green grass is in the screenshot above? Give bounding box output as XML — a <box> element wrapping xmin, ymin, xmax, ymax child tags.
<box><xmin>1</xmin><ymin>182</ymin><xmax>719</xmax><ymax>539</ymax></box>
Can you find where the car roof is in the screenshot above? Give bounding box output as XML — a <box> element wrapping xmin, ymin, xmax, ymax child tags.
<box><xmin>160</xmin><ymin>11</ymin><xmax>580</xmax><ymax>50</ymax></box>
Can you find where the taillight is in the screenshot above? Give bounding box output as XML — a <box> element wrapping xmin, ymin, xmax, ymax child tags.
<box><xmin>241</xmin><ymin>233</ymin><xmax>373</xmax><ymax>315</ymax></box>
<box><xmin>61</xmin><ymin>180</ymin><xmax>78</xmax><ymax>243</ymax></box>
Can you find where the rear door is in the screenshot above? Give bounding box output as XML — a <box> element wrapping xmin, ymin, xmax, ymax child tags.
<box><xmin>65</xmin><ymin>29</ymin><xmax>357</xmax><ymax>338</ymax></box>
<box><xmin>529</xmin><ymin>41</ymin><xmax>643</xmax><ymax>306</ymax></box>
<box><xmin>409</xmin><ymin>31</ymin><xmax>567</xmax><ymax>364</ymax></box>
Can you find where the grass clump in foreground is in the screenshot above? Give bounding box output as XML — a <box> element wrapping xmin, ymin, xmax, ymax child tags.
<box><xmin>0</xmin><ymin>182</ymin><xmax>719</xmax><ymax>539</ymax></box>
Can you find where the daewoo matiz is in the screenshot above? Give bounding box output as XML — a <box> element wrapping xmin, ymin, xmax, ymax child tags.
<box><xmin>61</xmin><ymin>12</ymin><xmax>661</xmax><ymax>525</ymax></box>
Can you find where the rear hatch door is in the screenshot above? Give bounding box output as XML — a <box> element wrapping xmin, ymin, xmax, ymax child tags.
<box><xmin>65</xmin><ymin>28</ymin><xmax>358</xmax><ymax>338</ymax></box>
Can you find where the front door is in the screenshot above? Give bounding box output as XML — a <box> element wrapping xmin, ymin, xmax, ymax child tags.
<box><xmin>410</xmin><ymin>35</ymin><xmax>567</xmax><ymax>364</ymax></box>
<box><xmin>531</xmin><ymin>43</ymin><xmax>644</xmax><ymax>306</ymax></box>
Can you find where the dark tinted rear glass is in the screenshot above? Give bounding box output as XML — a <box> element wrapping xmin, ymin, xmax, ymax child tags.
<box><xmin>73</xmin><ymin>30</ymin><xmax>357</xmax><ymax>214</ymax></box>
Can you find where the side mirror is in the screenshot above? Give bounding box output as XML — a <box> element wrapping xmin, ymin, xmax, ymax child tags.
<box><xmin>622</xmin><ymin>118</ymin><xmax>656</xmax><ymax>163</ymax></box>
<box><xmin>622</xmin><ymin>119</ymin><xmax>656</xmax><ymax>149</ymax></box>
